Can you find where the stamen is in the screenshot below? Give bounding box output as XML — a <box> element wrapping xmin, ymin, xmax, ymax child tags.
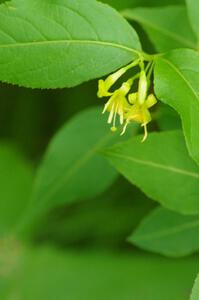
<box><xmin>121</xmin><ymin>120</ymin><xmax>129</xmax><ymax>136</ymax></box>
<box><xmin>113</xmin><ymin>102</ymin><xmax>119</xmax><ymax>128</ymax></box>
<box><xmin>111</xmin><ymin>126</ymin><xmax>117</xmax><ymax>132</ymax></box>
<box><xmin>141</xmin><ymin>124</ymin><xmax>148</xmax><ymax>142</ymax></box>
<box><xmin>118</xmin><ymin>106</ymin><xmax>124</xmax><ymax>125</ymax></box>
<box><xmin>107</xmin><ymin>103</ymin><xmax>115</xmax><ymax>124</ymax></box>
<box><xmin>102</xmin><ymin>100</ymin><xmax>110</xmax><ymax>114</ymax></box>
<box><xmin>120</xmin><ymin>112</ymin><xmax>124</xmax><ymax>125</ymax></box>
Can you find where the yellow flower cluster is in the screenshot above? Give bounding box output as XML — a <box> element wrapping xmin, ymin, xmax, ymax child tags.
<box><xmin>97</xmin><ymin>59</ymin><xmax>157</xmax><ymax>142</ymax></box>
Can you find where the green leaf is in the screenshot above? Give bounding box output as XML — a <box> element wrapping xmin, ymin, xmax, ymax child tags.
<box><xmin>122</xmin><ymin>6</ymin><xmax>197</xmax><ymax>52</ymax></box>
<box><xmin>190</xmin><ymin>275</ymin><xmax>199</xmax><ymax>300</ymax></box>
<box><xmin>5</xmin><ymin>247</ymin><xmax>199</xmax><ymax>300</ymax></box>
<box><xmin>103</xmin><ymin>131</ymin><xmax>199</xmax><ymax>214</ymax></box>
<box><xmin>186</xmin><ymin>0</ymin><xmax>199</xmax><ymax>41</ymax></box>
<box><xmin>0</xmin><ymin>144</ymin><xmax>33</xmax><ymax>237</ymax></box>
<box><xmin>130</xmin><ymin>207</ymin><xmax>199</xmax><ymax>257</ymax></box>
<box><xmin>101</xmin><ymin>0</ymin><xmax>185</xmax><ymax>10</ymax></box>
<box><xmin>0</xmin><ymin>0</ymin><xmax>141</xmax><ymax>89</ymax></box>
<box><xmin>24</xmin><ymin>107</ymin><xmax>124</xmax><ymax>225</ymax></box>
<box><xmin>100</xmin><ymin>0</ymin><xmax>136</xmax><ymax>10</ymax></box>
<box><xmin>32</xmin><ymin>177</ymin><xmax>154</xmax><ymax>248</ymax></box>
<box><xmin>154</xmin><ymin>49</ymin><xmax>199</xmax><ymax>164</ymax></box>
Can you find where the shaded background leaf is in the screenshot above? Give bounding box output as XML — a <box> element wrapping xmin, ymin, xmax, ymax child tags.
<box><xmin>122</xmin><ymin>6</ymin><xmax>197</xmax><ymax>52</ymax></box>
<box><xmin>0</xmin><ymin>143</ymin><xmax>33</xmax><ymax>238</ymax></box>
<box><xmin>4</xmin><ymin>247</ymin><xmax>199</xmax><ymax>300</ymax></box>
<box><xmin>130</xmin><ymin>207</ymin><xmax>199</xmax><ymax>257</ymax></box>
<box><xmin>101</xmin><ymin>0</ymin><xmax>185</xmax><ymax>10</ymax></box>
<box><xmin>22</xmin><ymin>107</ymin><xmax>129</xmax><ymax>230</ymax></box>
<box><xmin>31</xmin><ymin>177</ymin><xmax>154</xmax><ymax>249</ymax></box>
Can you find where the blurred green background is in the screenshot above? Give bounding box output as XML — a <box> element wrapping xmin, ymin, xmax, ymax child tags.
<box><xmin>0</xmin><ymin>0</ymin><xmax>198</xmax><ymax>299</ymax></box>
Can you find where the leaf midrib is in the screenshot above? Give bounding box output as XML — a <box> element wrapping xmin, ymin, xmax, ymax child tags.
<box><xmin>32</xmin><ymin>132</ymin><xmax>115</xmax><ymax>207</ymax></box>
<box><xmin>133</xmin><ymin>217</ymin><xmax>199</xmax><ymax>241</ymax></box>
<box><xmin>0</xmin><ymin>39</ymin><xmax>140</xmax><ymax>55</ymax></box>
<box><xmin>105</xmin><ymin>151</ymin><xmax>199</xmax><ymax>178</ymax></box>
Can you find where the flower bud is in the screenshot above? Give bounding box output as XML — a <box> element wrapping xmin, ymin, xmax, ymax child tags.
<box><xmin>138</xmin><ymin>71</ymin><xmax>147</xmax><ymax>105</ymax></box>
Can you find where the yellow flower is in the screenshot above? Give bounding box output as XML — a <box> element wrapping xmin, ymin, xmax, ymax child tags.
<box><xmin>102</xmin><ymin>80</ymin><xmax>132</xmax><ymax>132</ymax></box>
<box><xmin>121</xmin><ymin>93</ymin><xmax>157</xmax><ymax>141</ymax></box>
<box><xmin>97</xmin><ymin>57</ymin><xmax>158</xmax><ymax>140</ymax></box>
<box><xmin>97</xmin><ymin>60</ymin><xmax>140</xmax><ymax>98</ymax></box>
<box><xmin>97</xmin><ymin>68</ymin><xmax>126</xmax><ymax>98</ymax></box>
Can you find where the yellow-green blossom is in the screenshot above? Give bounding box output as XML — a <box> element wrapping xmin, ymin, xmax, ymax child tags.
<box><xmin>97</xmin><ymin>68</ymin><xmax>126</xmax><ymax>98</ymax></box>
<box><xmin>121</xmin><ymin>93</ymin><xmax>157</xmax><ymax>141</ymax></box>
<box><xmin>97</xmin><ymin>58</ymin><xmax>157</xmax><ymax>140</ymax></box>
<box><xmin>102</xmin><ymin>80</ymin><xmax>132</xmax><ymax>132</ymax></box>
<box><xmin>97</xmin><ymin>60</ymin><xmax>140</xmax><ymax>98</ymax></box>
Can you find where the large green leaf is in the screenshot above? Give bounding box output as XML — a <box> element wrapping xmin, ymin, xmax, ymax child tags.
<box><xmin>4</xmin><ymin>247</ymin><xmax>198</xmax><ymax>300</ymax></box>
<box><xmin>103</xmin><ymin>131</ymin><xmax>199</xmax><ymax>214</ymax></box>
<box><xmin>190</xmin><ymin>275</ymin><xmax>199</xmax><ymax>300</ymax></box>
<box><xmin>0</xmin><ymin>0</ymin><xmax>141</xmax><ymax>89</ymax></box>
<box><xmin>0</xmin><ymin>144</ymin><xmax>33</xmax><ymax>238</ymax></box>
<box><xmin>186</xmin><ymin>0</ymin><xmax>199</xmax><ymax>40</ymax></box>
<box><xmin>130</xmin><ymin>207</ymin><xmax>199</xmax><ymax>257</ymax></box>
<box><xmin>122</xmin><ymin>6</ymin><xmax>197</xmax><ymax>52</ymax></box>
<box><xmin>154</xmin><ymin>49</ymin><xmax>199</xmax><ymax>164</ymax></box>
<box><xmin>23</xmin><ymin>107</ymin><xmax>126</xmax><ymax>226</ymax></box>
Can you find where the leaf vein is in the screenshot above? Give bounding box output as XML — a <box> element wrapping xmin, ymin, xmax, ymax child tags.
<box><xmin>134</xmin><ymin>219</ymin><xmax>199</xmax><ymax>241</ymax></box>
<box><xmin>106</xmin><ymin>152</ymin><xmax>199</xmax><ymax>178</ymax></box>
<box><xmin>33</xmin><ymin>133</ymin><xmax>114</xmax><ymax>207</ymax></box>
<box><xmin>0</xmin><ymin>39</ymin><xmax>140</xmax><ymax>56</ymax></box>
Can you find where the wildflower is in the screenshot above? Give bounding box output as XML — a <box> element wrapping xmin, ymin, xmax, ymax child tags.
<box><xmin>102</xmin><ymin>79</ymin><xmax>132</xmax><ymax>132</ymax></box>
<box><xmin>121</xmin><ymin>93</ymin><xmax>157</xmax><ymax>141</ymax></box>
<box><xmin>97</xmin><ymin>68</ymin><xmax>126</xmax><ymax>98</ymax></box>
<box><xmin>97</xmin><ymin>57</ymin><xmax>157</xmax><ymax>141</ymax></box>
<box><xmin>97</xmin><ymin>59</ymin><xmax>140</xmax><ymax>98</ymax></box>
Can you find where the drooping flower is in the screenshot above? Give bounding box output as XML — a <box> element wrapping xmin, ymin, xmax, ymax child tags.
<box><xmin>97</xmin><ymin>57</ymin><xmax>158</xmax><ymax>141</ymax></box>
<box><xmin>121</xmin><ymin>93</ymin><xmax>157</xmax><ymax>141</ymax></box>
<box><xmin>97</xmin><ymin>59</ymin><xmax>140</xmax><ymax>98</ymax></box>
<box><xmin>97</xmin><ymin>69</ymin><xmax>126</xmax><ymax>98</ymax></box>
<box><xmin>102</xmin><ymin>79</ymin><xmax>132</xmax><ymax>132</ymax></box>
